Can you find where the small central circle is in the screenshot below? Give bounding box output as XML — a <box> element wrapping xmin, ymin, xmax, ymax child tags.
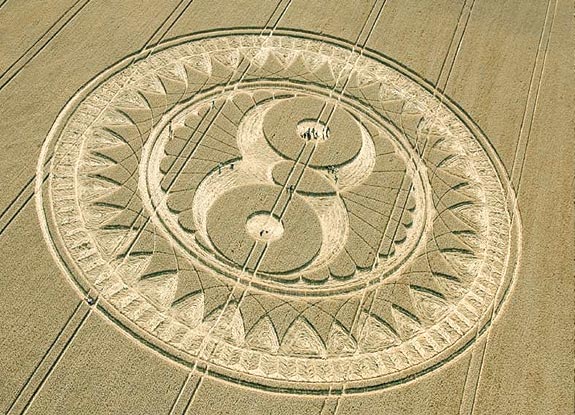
<box><xmin>297</xmin><ymin>119</ymin><xmax>330</xmax><ymax>141</ymax></box>
<box><xmin>245</xmin><ymin>212</ymin><xmax>284</xmax><ymax>242</ymax></box>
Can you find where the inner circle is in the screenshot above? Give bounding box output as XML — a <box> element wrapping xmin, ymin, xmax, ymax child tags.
<box><xmin>246</xmin><ymin>212</ymin><xmax>284</xmax><ymax>242</ymax></box>
<box><xmin>143</xmin><ymin>84</ymin><xmax>430</xmax><ymax>297</ymax></box>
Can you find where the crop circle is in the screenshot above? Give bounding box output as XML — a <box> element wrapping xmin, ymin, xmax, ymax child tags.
<box><xmin>37</xmin><ymin>30</ymin><xmax>520</xmax><ymax>394</ymax></box>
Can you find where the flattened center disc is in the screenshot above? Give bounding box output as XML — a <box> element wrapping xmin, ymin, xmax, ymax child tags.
<box><xmin>246</xmin><ymin>212</ymin><xmax>284</xmax><ymax>242</ymax></box>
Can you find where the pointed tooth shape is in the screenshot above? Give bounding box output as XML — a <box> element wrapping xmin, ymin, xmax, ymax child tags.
<box><xmin>82</xmin><ymin>202</ymin><xmax>122</xmax><ymax>229</ymax></box>
<box><xmin>301</xmin><ymin>51</ymin><xmax>326</xmax><ymax>73</ymax></box>
<box><xmin>93</xmin><ymin>229</ymin><xmax>131</xmax><ymax>258</ymax></box>
<box><xmin>211</xmin><ymin>49</ymin><xmax>241</xmax><ymax>70</ymax></box>
<box><xmin>97</xmin><ymin>109</ymin><xmax>133</xmax><ymax>127</ymax></box>
<box><xmin>330</xmin><ymin>60</ymin><xmax>354</xmax><ymax>82</ymax></box>
<box><xmin>87</xmin><ymin>127</ymin><xmax>127</xmax><ymax>148</ymax></box>
<box><xmin>245</xmin><ymin>316</ymin><xmax>279</xmax><ymax>353</ymax></box>
<box><xmin>358</xmin><ymin>315</ymin><xmax>400</xmax><ymax>352</ymax></box>
<box><xmin>137</xmin><ymin>74</ymin><xmax>165</xmax><ymax>94</ymax></box>
<box><xmin>411</xmin><ymin>287</ymin><xmax>450</xmax><ymax>321</ymax></box>
<box><xmin>272</xmin><ymin>48</ymin><xmax>298</xmax><ymax>68</ymax></box>
<box><xmin>312</xmin><ymin>61</ymin><xmax>336</xmax><ymax>86</ymax></box>
<box><xmin>137</xmin><ymin>273</ymin><xmax>178</xmax><ymax>310</ymax></box>
<box><xmin>391</xmin><ymin>306</ymin><xmax>423</xmax><ymax>340</ymax></box>
<box><xmin>355</xmin><ymin>70</ymin><xmax>378</xmax><ymax>87</ymax></box>
<box><xmin>158</xmin><ymin>75</ymin><xmax>187</xmax><ymax>102</ymax></box>
<box><xmin>80</xmin><ymin>176</ymin><xmax>119</xmax><ymax>202</ymax></box>
<box><xmin>243</xmin><ymin>47</ymin><xmax>269</xmax><ymax>68</ymax></box>
<box><xmin>114</xmin><ymin>89</ymin><xmax>149</xmax><ymax>109</ymax></box>
<box><xmin>280</xmin><ymin>318</ymin><xmax>325</xmax><ymax>357</ymax></box>
<box><xmin>327</xmin><ymin>323</ymin><xmax>357</xmax><ymax>355</ymax></box>
<box><xmin>202</xmin><ymin>304</ymin><xmax>245</xmax><ymax>346</ymax></box>
<box><xmin>182</xmin><ymin>53</ymin><xmax>212</xmax><ymax>75</ymax></box>
<box><xmin>156</xmin><ymin>62</ymin><xmax>187</xmax><ymax>83</ymax></box>
<box><xmin>140</xmin><ymin>250</ymin><xmax>178</xmax><ymax>280</ymax></box>
<box><xmin>170</xmin><ymin>292</ymin><xmax>204</xmax><ymax>329</ymax></box>
<box><xmin>114</xmin><ymin>254</ymin><xmax>151</xmax><ymax>286</ymax></box>
<box><xmin>380</xmin><ymin>99</ymin><xmax>405</xmax><ymax>115</ymax></box>
<box><xmin>172</xmin><ymin>269</ymin><xmax>203</xmax><ymax>304</ymax></box>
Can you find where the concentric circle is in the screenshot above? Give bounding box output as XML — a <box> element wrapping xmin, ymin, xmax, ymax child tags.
<box><xmin>142</xmin><ymin>83</ymin><xmax>429</xmax><ymax>296</ymax></box>
<box><xmin>37</xmin><ymin>29</ymin><xmax>520</xmax><ymax>394</ymax></box>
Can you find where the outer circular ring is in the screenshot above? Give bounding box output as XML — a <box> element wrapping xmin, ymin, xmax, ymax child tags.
<box><xmin>36</xmin><ymin>28</ymin><xmax>521</xmax><ymax>395</ymax></box>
